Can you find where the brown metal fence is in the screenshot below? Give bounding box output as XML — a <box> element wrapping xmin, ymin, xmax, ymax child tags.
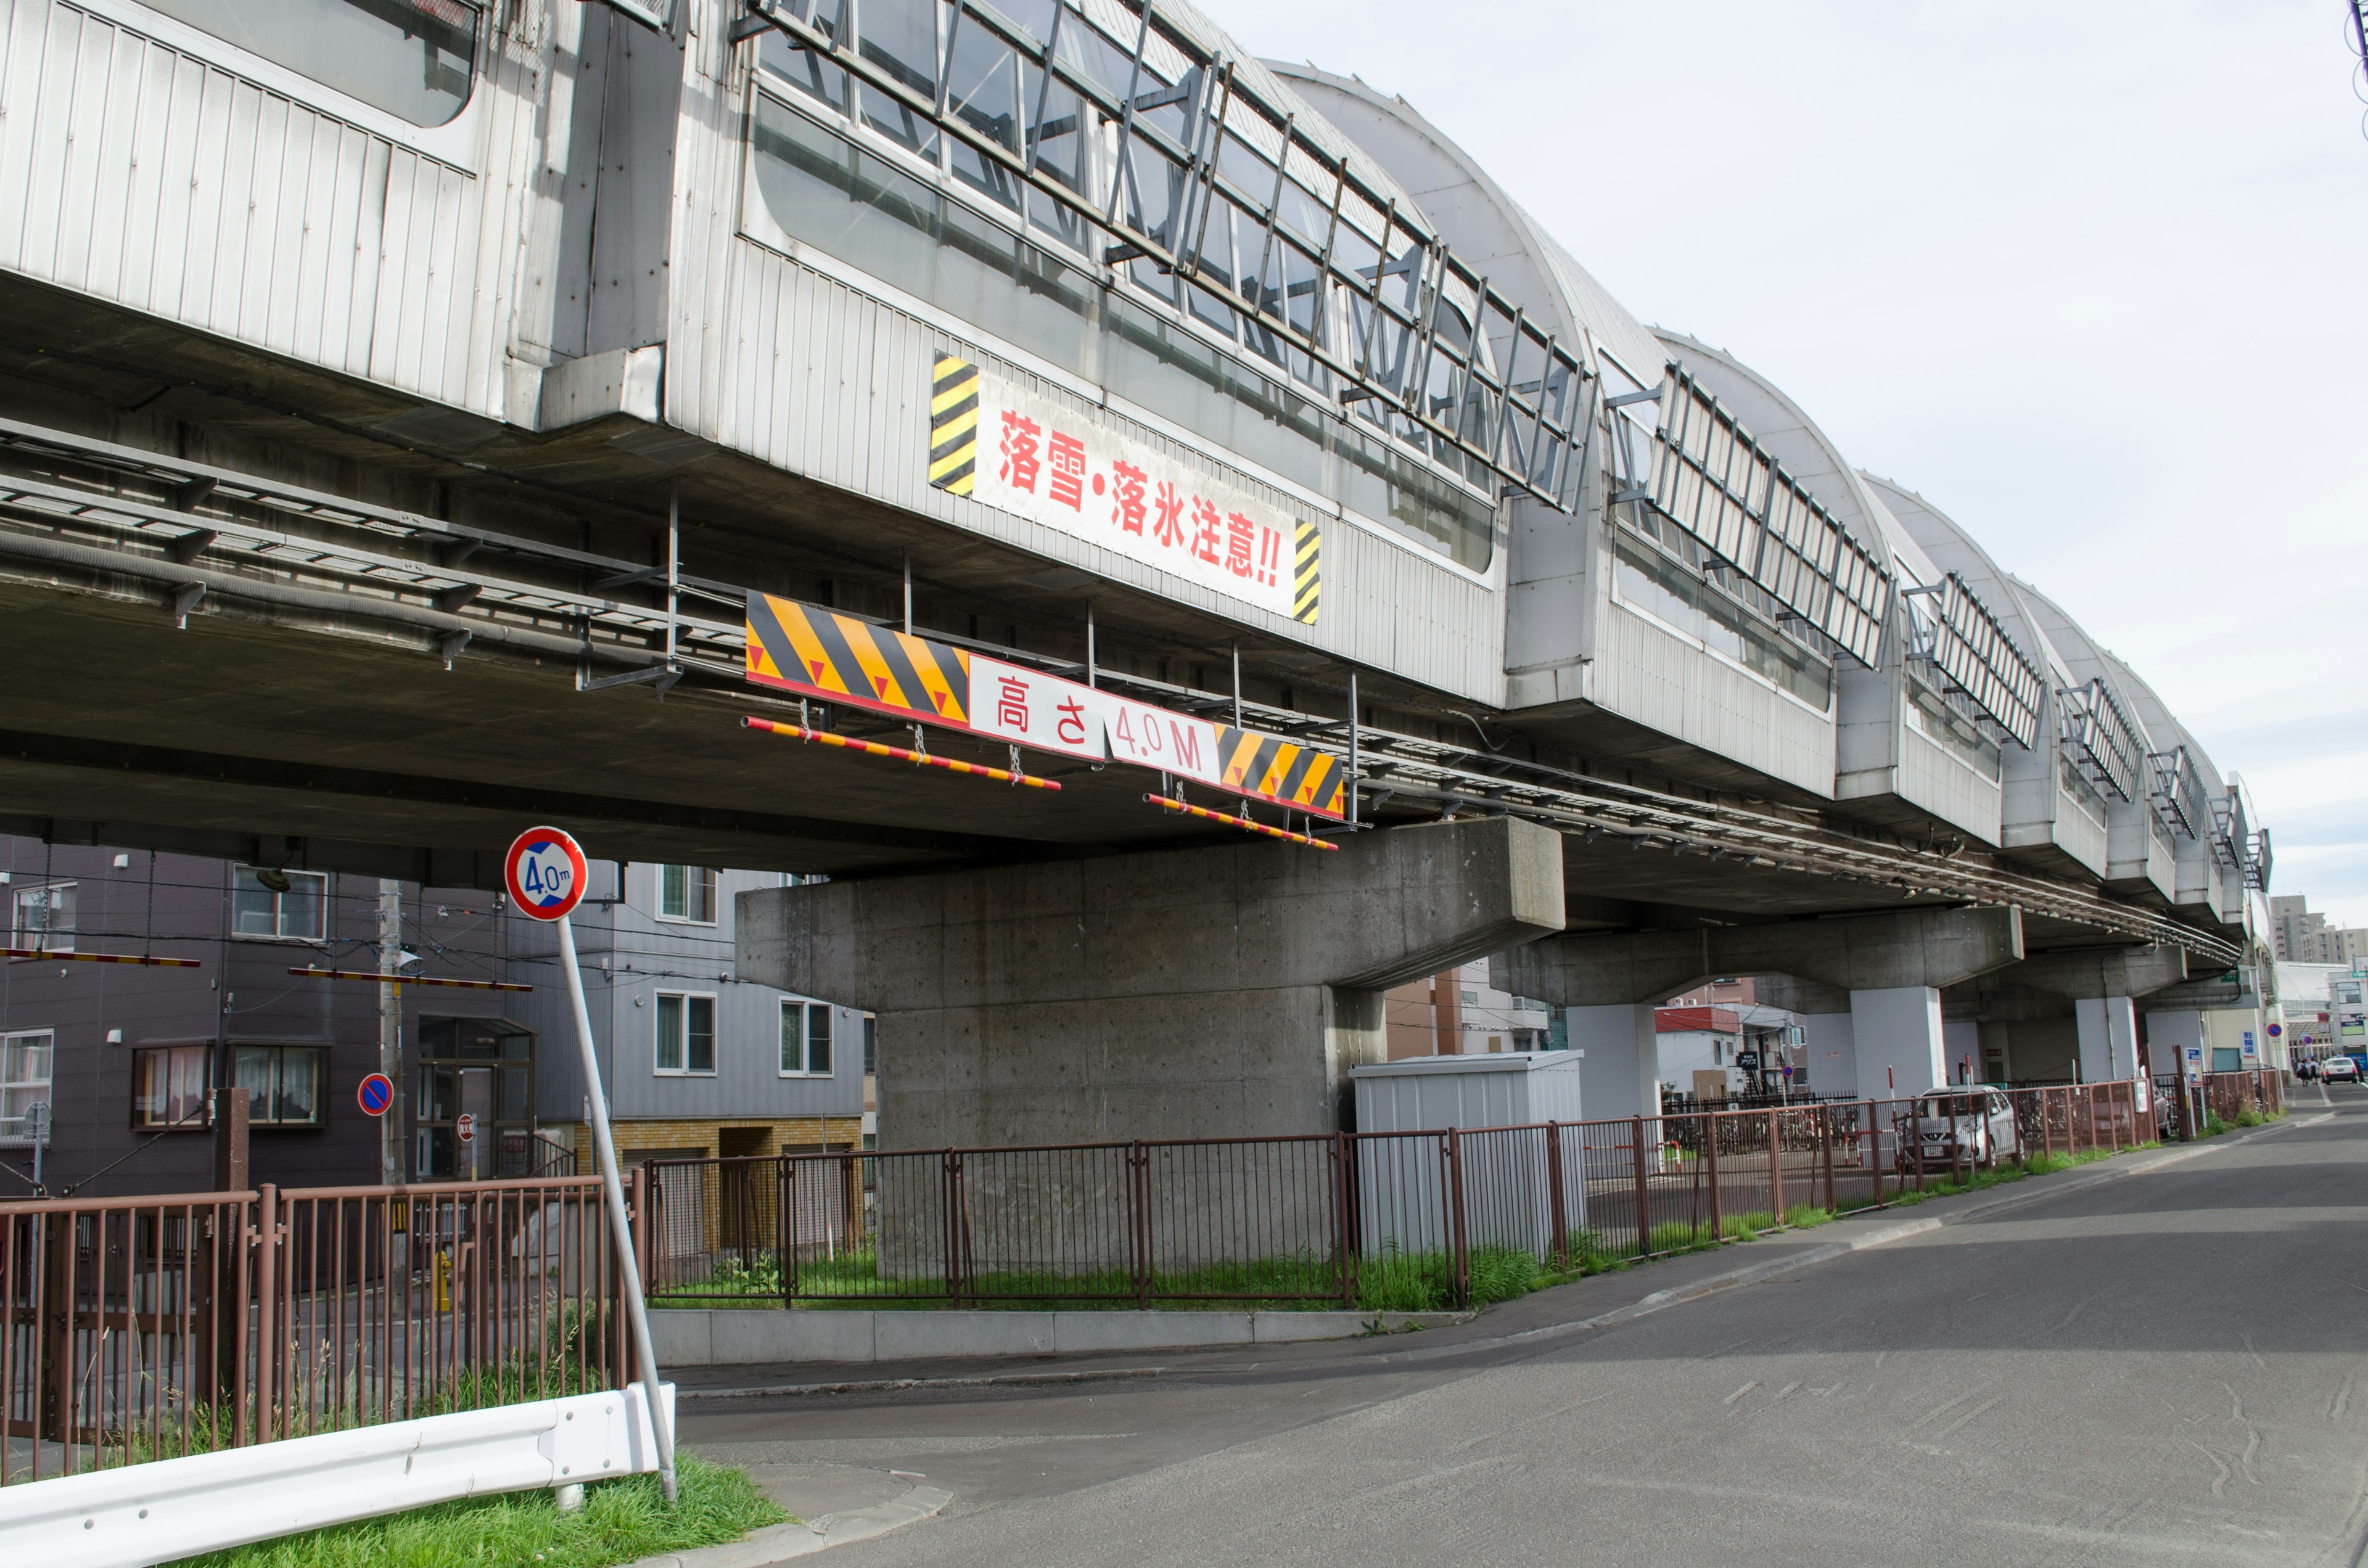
<box><xmin>646</xmin><ymin>1079</ymin><xmax>2166</xmax><ymax>1315</ymax></box>
<box><xmin>0</xmin><ymin>1173</ymin><xmax>642</xmax><ymax>1485</ymax></box>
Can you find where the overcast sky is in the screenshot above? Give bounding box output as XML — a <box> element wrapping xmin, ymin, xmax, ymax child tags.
<box><xmin>1206</xmin><ymin>0</ymin><xmax>2368</xmax><ymax>924</ymax></box>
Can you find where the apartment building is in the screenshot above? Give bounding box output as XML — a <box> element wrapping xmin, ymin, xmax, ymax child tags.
<box><xmin>0</xmin><ymin>837</ymin><xmax>860</xmax><ymax>1195</ymax></box>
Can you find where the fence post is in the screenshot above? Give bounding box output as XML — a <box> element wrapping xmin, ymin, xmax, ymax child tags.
<box><xmin>1865</xmin><ymin>1099</ymin><xmax>1881</xmax><ymax>1208</ymax></box>
<box><xmin>941</xmin><ymin>1151</ymin><xmax>963</xmax><ymax>1307</ymax></box>
<box><xmin>1331</xmin><ymin>1131</ymin><xmax>1355</xmax><ymax>1308</ymax></box>
<box><xmin>39</xmin><ymin>1213</ymin><xmax>70</xmax><ymax>1461</ymax></box>
<box><xmin>1703</xmin><ymin>1112</ymin><xmax>1722</xmax><ymax>1242</ymax></box>
<box><xmin>1128</xmin><ymin>1141</ymin><xmax>1150</xmax><ymax>1311</ymax></box>
<box><xmin>1630</xmin><ymin>1115</ymin><xmax>1650</xmax><ymax>1258</ymax></box>
<box><xmin>1821</xmin><ymin>1106</ymin><xmax>1837</xmax><ymax>1213</ymax></box>
<box><xmin>1544</xmin><ymin>1122</ymin><xmax>1568</xmax><ymax>1271</ymax></box>
<box><xmin>777</xmin><ymin>1156</ymin><xmax>794</xmax><ymax>1308</ymax></box>
<box><xmin>1444</xmin><ymin>1130</ymin><xmax>1470</xmax><ymax>1309</ymax></box>
<box><xmin>253</xmin><ymin>1184</ymin><xmax>281</xmax><ymax>1441</ymax></box>
<box><xmin>1910</xmin><ymin>1100</ymin><xmax>1926</xmax><ymax>1193</ymax></box>
<box><xmin>1767</xmin><ymin>1109</ymin><xmax>1783</xmax><ymax>1225</ymax></box>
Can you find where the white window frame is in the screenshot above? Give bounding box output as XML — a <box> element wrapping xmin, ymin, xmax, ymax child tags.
<box><xmin>655</xmin><ymin>866</ymin><xmax>719</xmax><ymax>926</ymax></box>
<box><xmin>778</xmin><ymin>1001</ymin><xmax>834</xmax><ymax>1078</ymax></box>
<box><xmin>0</xmin><ymin>1030</ymin><xmax>54</xmax><ymax>1145</ymax></box>
<box><xmin>131</xmin><ymin>1044</ymin><xmax>213</xmax><ymax>1130</ymax></box>
<box><xmin>230</xmin><ymin>866</ymin><xmax>330</xmax><ymax>942</ymax></box>
<box><xmin>10</xmin><ymin>882</ymin><xmax>75</xmax><ymax>953</ymax></box>
<box><xmin>654</xmin><ymin>991</ymin><xmax>718</xmax><ymax>1077</ymax></box>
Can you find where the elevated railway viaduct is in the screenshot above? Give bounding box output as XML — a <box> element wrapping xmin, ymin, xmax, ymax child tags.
<box><xmin>0</xmin><ymin>0</ymin><xmax>2269</xmax><ymax>1143</ymax></box>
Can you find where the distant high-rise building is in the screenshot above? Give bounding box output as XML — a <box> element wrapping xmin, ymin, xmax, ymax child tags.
<box><xmin>2271</xmin><ymin>895</ymin><xmax>2368</xmax><ymax>967</ymax></box>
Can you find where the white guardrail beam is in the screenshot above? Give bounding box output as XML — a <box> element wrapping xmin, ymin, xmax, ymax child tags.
<box><xmin>0</xmin><ymin>1384</ymin><xmax>673</xmax><ymax>1568</ymax></box>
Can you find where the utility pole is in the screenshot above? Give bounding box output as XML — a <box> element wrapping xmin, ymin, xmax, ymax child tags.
<box><xmin>378</xmin><ymin>879</ymin><xmax>403</xmax><ymax>1186</ymax></box>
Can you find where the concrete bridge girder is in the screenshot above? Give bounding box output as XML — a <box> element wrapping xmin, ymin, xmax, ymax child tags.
<box><xmin>736</xmin><ymin>816</ymin><xmax>1566</xmax><ymax>1147</ymax></box>
<box><xmin>1502</xmin><ymin>906</ymin><xmax>2024</xmax><ymax>1105</ymax></box>
<box><xmin>1493</xmin><ymin>905</ymin><xmax>2026</xmax><ymax>1010</ymax></box>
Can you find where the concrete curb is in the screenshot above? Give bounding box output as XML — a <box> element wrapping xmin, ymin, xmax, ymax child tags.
<box><xmin>617</xmin><ymin>1475</ymin><xmax>954</xmax><ymax>1568</ymax></box>
<box><xmin>655</xmin><ymin>1307</ymin><xmax>1466</xmax><ymax>1368</ymax></box>
<box><xmin>681</xmin><ymin>1363</ymin><xmax>1170</xmax><ymax>1403</ymax></box>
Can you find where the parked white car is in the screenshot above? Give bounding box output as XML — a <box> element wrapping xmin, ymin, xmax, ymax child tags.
<box><xmin>2325</xmin><ymin>1057</ymin><xmax>2360</xmax><ymax>1083</ymax></box>
<box><xmin>1902</xmin><ymin>1087</ymin><xmax>2022</xmax><ymax>1170</ymax></box>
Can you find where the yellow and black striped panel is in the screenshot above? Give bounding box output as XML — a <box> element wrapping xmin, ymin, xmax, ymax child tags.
<box><xmin>1292</xmin><ymin>519</ymin><xmax>1320</xmax><ymax>625</ymax></box>
<box><xmin>930</xmin><ymin>356</ymin><xmax>979</xmax><ymax>496</ymax></box>
<box><xmin>1215</xmin><ymin>725</ymin><xmax>1348</xmax><ymax>821</ymax></box>
<box><xmin>746</xmin><ymin>591</ymin><xmax>972</xmax><ymax>728</ymax></box>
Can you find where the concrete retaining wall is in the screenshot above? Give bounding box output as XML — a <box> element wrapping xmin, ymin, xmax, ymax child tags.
<box><xmin>650</xmin><ymin>1307</ymin><xmax>1465</xmax><ymax>1366</ymax></box>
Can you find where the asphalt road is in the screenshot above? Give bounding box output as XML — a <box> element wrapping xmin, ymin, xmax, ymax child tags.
<box><xmin>687</xmin><ymin>1083</ymin><xmax>2368</xmax><ymax>1567</ymax></box>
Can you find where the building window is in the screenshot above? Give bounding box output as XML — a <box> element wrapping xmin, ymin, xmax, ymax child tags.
<box><xmin>656</xmin><ymin>993</ymin><xmax>717</xmax><ymax>1075</ymax></box>
<box><xmin>232</xmin><ymin>1045</ymin><xmax>326</xmax><ymax>1127</ymax></box>
<box><xmin>133</xmin><ymin>1045</ymin><xmax>212</xmax><ymax>1130</ymax></box>
<box><xmin>10</xmin><ymin>883</ymin><xmax>75</xmax><ymax>953</ymax></box>
<box><xmin>134</xmin><ymin>0</ymin><xmax>480</xmax><ymax>129</ymax></box>
<box><xmin>780</xmin><ymin>1001</ymin><xmax>833</xmax><ymax>1077</ymax></box>
<box><xmin>1</xmin><ymin>1031</ymin><xmax>53</xmax><ymax>1144</ymax></box>
<box><xmin>862</xmin><ymin>1013</ymin><xmax>876</xmax><ymax>1075</ymax></box>
<box><xmin>657</xmin><ymin>866</ymin><xmax>718</xmax><ymax>924</ymax></box>
<box><xmin>231</xmin><ymin>867</ymin><xmax>327</xmax><ymax>941</ymax></box>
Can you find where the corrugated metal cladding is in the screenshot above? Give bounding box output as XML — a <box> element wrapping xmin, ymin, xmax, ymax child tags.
<box><xmin>1595</xmin><ymin>604</ymin><xmax>1834</xmax><ymax>798</ymax></box>
<box><xmin>656</xmin><ymin>0</ymin><xmax>1503</xmax><ymax>704</ymax></box>
<box><xmin>673</xmin><ymin>231</ymin><xmax>1505</xmax><ymax>702</ymax></box>
<box><xmin>0</xmin><ymin>0</ymin><xmax>540</xmax><ymax>417</ymax></box>
<box><xmin>1896</xmin><ymin>726</ymin><xmax>2004</xmax><ymax>844</ymax></box>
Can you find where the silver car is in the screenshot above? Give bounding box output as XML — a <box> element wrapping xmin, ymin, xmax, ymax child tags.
<box><xmin>1902</xmin><ymin>1087</ymin><xmax>2022</xmax><ymax>1170</ymax></box>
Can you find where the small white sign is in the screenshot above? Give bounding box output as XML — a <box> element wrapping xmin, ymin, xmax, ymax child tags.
<box><xmin>968</xmin><ymin>655</ymin><xmax>1107</xmax><ymax>763</ymax></box>
<box><xmin>1099</xmin><ymin>692</ymin><xmax>1223</xmax><ymax>787</ymax></box>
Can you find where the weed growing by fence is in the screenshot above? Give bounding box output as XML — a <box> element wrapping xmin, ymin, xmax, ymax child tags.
<box><xmin>163</xmin><ymin>1452</ymin><xmax>783</xmax><ymax>1568</ymax></box>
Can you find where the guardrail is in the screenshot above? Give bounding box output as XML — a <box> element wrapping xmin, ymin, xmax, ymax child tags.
<box><xmin>0</xmin><ymin>1173</ymin><xmax>646</xmax><ymax>1485</ymax></box>
<box><xmin>645</xmin><ymin>1080</ymin><xmax>2160</xmax><ymax>1313</ymax></box>
<box><xmin>0</xmin><ymin>1382</ymin><xmax>671</xmax><ymax>1568</ymax></box>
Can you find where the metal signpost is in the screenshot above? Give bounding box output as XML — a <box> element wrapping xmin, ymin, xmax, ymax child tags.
<box><xmin>503</xmin><ymin>826</ymin><xmax>677</xmax><ymax>1505</ymax></box>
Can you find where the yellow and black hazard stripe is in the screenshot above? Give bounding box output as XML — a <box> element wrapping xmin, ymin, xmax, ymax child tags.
<box><xmin>930</xmin><ymin>355</ymin><xmax>979</xmax><ymax>496</ymax></box>
<box><xmin>1292</xmin><ymin>520</ymin><xmax>1320</xmax><ymax>625</ymax></box>
<box><xmin>1215</xmin><ymin>725</ymin><xmax>1348</xmax><ymax>821</ymax></box>
<box><xmin>746</xmin><ymin>591</ymin><xmax>972</xmax><ymax>729</ymax></box>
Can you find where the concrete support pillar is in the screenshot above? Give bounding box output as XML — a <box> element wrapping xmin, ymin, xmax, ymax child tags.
<box><xmin>737</xmin><ymin>816</ymin><xmax>1563</xmax><ymax>1147</ymax></box>
<box><xmin>1799</xmin><ymin>1012</ymin><xmax>1857</xmax><ymax>1096</ymax></box>
<box><xmin>2145</xmin><ymin>1009</ymin><xmax>2206</xmax><ymax>1080</ymax></box>
<box><xmin>1563</xmin><ymin>1003</ymin><xmax>1660</xmax><ymax>1120</ymax></box>
<box><xmin>2075</xmin><ymin>995</ymin><xmax>2139</xmax><ymax>1083</ymax></box>
<box><xmin>1943</xmin><ymin>1019</ymin><xmax>1980</xmax><ymax>1085</ymax></box>
<box><xmin>1850</xmin><ymin>986</ymin><xmax>1946</xmax><ymax>1101</ymax></box>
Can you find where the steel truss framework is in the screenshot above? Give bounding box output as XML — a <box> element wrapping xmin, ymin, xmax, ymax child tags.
<box><xmin>2058</xmin><ymin>676</ymin><xmax>2142</xmax><ymax>803</ymax></box>
<box><xmin>1907</xmin><ymin>573</ymin><xmax>2044</xmax><ymax>752</ymax></box>
<box><xmin>1645</xmin><ymin>367</ymin><xmax>1892</xmax><ymax>668</ymax></box>
<box><xmin>738</xmin><ymin>0</ymin><xmax>1595</xmax><ymax>511</ymax></box>
<box><xmin>0</xmin><ymin>416</ymin><xmax>2241</xmax><ymax>967</ymax></box>
<box><xmin>2150</xmin><ymin>745</ymin><xmax>2210</xmax><ymax>845</ymax></box>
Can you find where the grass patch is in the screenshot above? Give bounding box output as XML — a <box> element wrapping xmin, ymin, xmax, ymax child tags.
<box><xmin>165</xmin><ymin>1453</ymin><xmax>784</xmax><ymax>1568</ymax></box>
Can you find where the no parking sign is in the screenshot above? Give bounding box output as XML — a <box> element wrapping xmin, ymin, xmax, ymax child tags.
<box><xmin>505</xmin><ymin>827</ymin><xmax>588</xmax><ymax>921</ymax></box>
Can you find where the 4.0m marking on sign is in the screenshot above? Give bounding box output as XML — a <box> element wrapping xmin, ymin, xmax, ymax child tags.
<box><xmin>505</xmin><ymin>827</ymin><xmax>588</xmax><ymax>922</ymax></box>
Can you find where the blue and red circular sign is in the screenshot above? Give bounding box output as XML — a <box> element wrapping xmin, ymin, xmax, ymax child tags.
<box><xmin>357</xmin><ymin>1072</ymin><xmax>395</xmax><ymax>1118</ymax></box>
<box><xmin>2267</xmin><ymin>1022</ymin><xmax>2282</xmax><ymax>1037</ymax></box>
<box><xmin>505</xmin><ymin>827</ymin><xmax>588</xmax><ymax>922</ymax></box>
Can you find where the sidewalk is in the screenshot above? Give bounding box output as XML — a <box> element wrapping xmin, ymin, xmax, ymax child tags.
<box><xmin>672</xmin><ymin>1114</ymin><xmax>2319</xmax><ymax>1403</ymax></box>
